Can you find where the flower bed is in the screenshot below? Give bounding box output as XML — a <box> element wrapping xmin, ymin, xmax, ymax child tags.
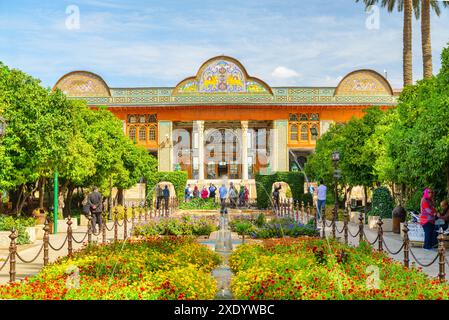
<box><xmin>133</xmin><ymin>216</ymin><xmax>218</xmax><ymax>237</ymax></box>
<box><xmin>229</xmin><ymin>214</ymin><xmax>318</xmax><ymax>239</ymax></box>
<box><xmin>230</xmin><ymin>238</ymin><xmax>449</xmax><ymax>300</ymax></box>
<box><xmin>0</xmin><ymin>237</ymin><xmax>221</xmax><ymax>300</ymax></box>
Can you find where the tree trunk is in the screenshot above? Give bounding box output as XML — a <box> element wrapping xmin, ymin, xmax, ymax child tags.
<box><xmin>64</xmin><ymin>184</ymin><xmax>75</xmax><ymax>217</ymax></box>
<box><xmin>117</xmin><ymin>188</ymin><xmax>124</xmax><ymax>206</ymax></box>
<box><xmin>363</xmin><ymin>185</ymin><xmax>368</xmax><ymax>216</ymax></box>
<box><xmin>421</xmin><ymin>0</ymin><xmax>433</xmax><ymax>79</ymax></box>
<box><xmin>403</xmin><ymin>0</ymin><xmax>413</xmax><ymax>86</ymax></box>
<box><xmin>446</xmin><ymin>167</ymin><xmax>449</xmax><ymax>199</ymax></box>
<box><xmin>38</xmin><ymin>177</ymin><xmax>46</xmax><ymax>209</ymax></box>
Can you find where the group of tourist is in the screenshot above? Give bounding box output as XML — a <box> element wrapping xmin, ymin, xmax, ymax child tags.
<box><xmin>185</xmin><ymin>182</ymin><xmax>249</xmax><ymax>208</ymax></box>
<box><xmin>420</xmin><ymin>188</ymin><xmax>449</xmax><ymax>251</ymax></box>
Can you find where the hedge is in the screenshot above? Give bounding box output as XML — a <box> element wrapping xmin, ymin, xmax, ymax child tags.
<box><xmin>146</xmin><ymin>171</ymin><xmax>188</xmax><ymax>203</ymax></box>
<box><xmin>255</xmin><ymin>172</ymin><xmax>305</xmax><ymax>209</ymax></box>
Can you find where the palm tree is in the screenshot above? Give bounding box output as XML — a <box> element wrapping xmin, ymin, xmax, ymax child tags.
<box><xmin>356</xmin><ymin>0</ymin><xmax>447</xmax><ymax>85</ymax></box>
<box><xmin>421</xmin><ymin>0</ymin><xmax>448</xmax><ymax>78</ymax></box>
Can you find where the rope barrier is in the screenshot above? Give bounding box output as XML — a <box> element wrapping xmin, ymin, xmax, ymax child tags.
<box><xmin>48</xmin><ymin>235</ymin><xmax>69</xmax><ymax>251</ymax></box>
<box><xmin>409</xmin><ymin>248</ymin><xmax>439</xmax><ymax>267</ymax></box>
<box><xmin>445</xmin><ymin>258</ymin><xmax>449</xmax><ymax>268</ymax></box>
<box><xmin>15</xmin><ymin>244</ymin><xmax>44</xmax><ymax>264</ymax></box>
<box><xmin>71</xmin><ymin>232</ymin><xmax>88</xmax><ymax>244</ymax></box>
<box><xmin>347</xmin><ymin>227</ymin><xmax>360</xmax><ymax>238</ymax></box>
<box><xmin>381</xmin><ymin>239</ymin><xmax>405</xmax><ymax>255</ymax></box>
<box><xmin>92</xmin><ymin>229</ymin><xmax>102</xmax><ymax>236</ymax></box>
<box><xmin>325</xmin><ymin>220</ymin><xmax>333</xmax><ymax>228</ymax></box>
<box><xmin>336</xmin><ymin>224</ymin><xmax>345</xmax><ymax>234</ymax></box>
<box><xmin>105</xmin><ymin>223</ymin><xmax>114</xmax><ymax>232</ymax></box>
<box><xmin>116</xmin><ymin>220</ymin><xmax>124</xmax><ymax>227</ymax></box>
<box><xmin>362</xmin><ymin>231</ymin><xmax>379</xmax><ymax>246</ymax></box>
<box><xmin>0</xmin><ymin>256</ymin><xmax>10</xmax><ymax>272</ymax></box>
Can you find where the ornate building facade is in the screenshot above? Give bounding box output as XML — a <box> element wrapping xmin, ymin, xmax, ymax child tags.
<box><xmin>54</xmin><ymin>56</ymin><xmax>398</xmax><ymax>193</ymax></box>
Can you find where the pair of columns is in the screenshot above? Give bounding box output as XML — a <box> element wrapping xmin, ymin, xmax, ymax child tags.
<box><xmin>195</xmin><ymin>120</ymin><xmax>249</xmax><ymax>181</ymax></box>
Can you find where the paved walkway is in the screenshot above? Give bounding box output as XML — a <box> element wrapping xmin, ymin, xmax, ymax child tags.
<box><xmin>0</xmin><ymin>221</ymin><xmax>131</xmax><ymax>285</ymax></box>
<box><xmin>326</xmin><ymin>220</ymin><xmax>448</xmax><ymax>280</ymax></box>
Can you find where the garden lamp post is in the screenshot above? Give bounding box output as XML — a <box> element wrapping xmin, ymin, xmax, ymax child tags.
<box><xmin>332</xmin><ymin>151</ymin><xmax>341</xmax><ymax>236</ymax></box>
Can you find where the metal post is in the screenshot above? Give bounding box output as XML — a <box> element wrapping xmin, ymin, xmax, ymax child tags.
<box><xmin>377</xmin><ymin>217</ymin><xmax>383</xmax><ymax>252</ymax></box>
<box><xmin>438</xmin><ymin>227</ymin><xmax>446</xmax><ymax>282</ymax></box>
<box><xmin>131</xmin><ymin>203</ymin><xmax>136</xmax><ymax>230</ymax></box>
<box><xmin>67</xmin><ymin>216</ymin><xmax>73</xmax><ymax>258</ymax></box>
<box><xmin>358</xmin><ymin>212</ymin><xmax>364</xmax><ymax>245</ymax></box>
<box><xmin>53</xmin><ymin>170</ymin><xmax>58</xmax><ymax>234</ymax></box>
<box><xmin>87</xmin><ymin>212</ymin><xmax>92</xmax><ymax>244</ymax></box>
<box><xmin>344</xmin><ymin>208</ymin><xmax>349</xmax><ymax>245</ymax></box>
<box><xmin>403</xmin><ymin>222</ymin><xmax>410</xmax><ymax>268</ymax></box>
<box><xmin>322</xmin><ymin>208</ymin><xmax>326</xmax><ymax>239</ymax></box>
<box><xmin>139</xmin><ymin>204</ymin><xmax>142</xmax><ymax>225</ymax></box>
<box><xmin>301</xmin><ymin>201</ymin><xmax>305</xmax><ymax>223</ymax></box>
<box><xmin>9</xmin><ymin>229</ymin><xmax>17</xmax><ymax>283</ymax></box>
<box><xmin>102</xmin><ymin>219</ymin><xmax>107</xmax><ymax>244</ymax></box>
<box><xmin>43</xmin><ymin>221</ymin><xmax>49</xmax><ymax>266</ymax></box>
<box><xmin>124</xmin><ymin>206</ymin><xmax>128</xmax><ymax>240</ymax></box>
<box><xmin>114</xmin><ymin>207</ymin><xmax>118</xmax><ymax>242</ymax></box>
<box><xmin>332</xmin><ymin>206</ymin><xmax>337</xmax><ymax>239</ymax></box>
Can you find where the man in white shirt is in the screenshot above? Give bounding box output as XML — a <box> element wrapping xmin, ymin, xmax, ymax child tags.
<box><xmin>317</xmin><ymin>179</ymin><xmax>327</xmax><ymax>220</ymax></box>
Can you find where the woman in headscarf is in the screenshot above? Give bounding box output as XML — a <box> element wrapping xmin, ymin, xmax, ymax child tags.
<box><xmin>420</xmin><ymin>188</ymin><xmax>438</xmax><ymax>250</ymax></box>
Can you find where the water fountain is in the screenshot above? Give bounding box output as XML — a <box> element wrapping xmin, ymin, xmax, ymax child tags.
<box><xmin>214</xmin><ymin>208</ymin><xmax>233</xmax><ymax>252</ymax></box>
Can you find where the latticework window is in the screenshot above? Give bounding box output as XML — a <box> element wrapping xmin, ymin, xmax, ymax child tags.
<box><xmin>139</xmin><ymin>127</ymin><xmax>147</xmax><ymax>141</ymax></box>
<box><xmin>129</xmin><ymin>127</ymin><xmax>137</xmax><ymax>140</ymax></box>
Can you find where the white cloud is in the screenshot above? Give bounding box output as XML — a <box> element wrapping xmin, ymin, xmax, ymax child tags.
<box><xmin>271</xmin><ymin>66</ymin><xmax>300</xmax><ymax>79</ymax></box>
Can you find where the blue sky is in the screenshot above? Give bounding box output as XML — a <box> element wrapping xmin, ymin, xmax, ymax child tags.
<box><xmin>0</xmin><ymin>0</ymin><xmax>448</xmax><ymax>89</ymax></box>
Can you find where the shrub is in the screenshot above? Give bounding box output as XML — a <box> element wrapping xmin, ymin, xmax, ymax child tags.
<box><xmin>133</xmin><ymin>216</ymin><xmax>218</xmax><ymax>237</ymax></box>
<box><xmin>0</xmin><ymin>215</ymin><xmax>35</xmax><ymax>245</ymax></box>
<box><xmin>406</xmin><ymin>189</ymin><xmax>424</xmax><ymax>212</ymax></box>
<box><xmin>178</xmin><ymin>198</ymin><xmax>220</xmax><ymax>210</ymax></box>
<box><xmin>368</xmin><ymin>187</ymin><xmax>394</xmax><ymax>219</ymax></box>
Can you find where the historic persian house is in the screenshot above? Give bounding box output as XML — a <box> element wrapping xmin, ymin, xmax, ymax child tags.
<box><xmin>54</xmin><ymin>56</ymin><xmax>398</xmax><ymax>193</ymax></box>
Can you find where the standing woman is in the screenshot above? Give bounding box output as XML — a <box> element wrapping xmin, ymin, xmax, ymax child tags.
<box><xmin>420</xmin><ymin>188</ymin><xmax>438</xmax><ymax>250</ymax></box>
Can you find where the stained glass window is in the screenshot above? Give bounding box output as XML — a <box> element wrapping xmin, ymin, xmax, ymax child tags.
<box><xmin>289</xmin><ymin>114</ymin><xmax>298</xmax><ymax>121</ymax></box>
<box><xmin>290</xmin><ymin>124</ymin><xmax>298</xmax><ymax>141</ymax></box>
<box><xmin>300</xmin><ymin>114</ymin><xmax>308</xmax><ymax>121</ymax></box>
<box><xmin>300</xmin><ymin>125</ymin><xmax>308</xmax><ymax>141</ymax></box>
<box><xmin>139</xmin><ymin>127</ymin><xmax>146</xmax><ymax>141</ymax></box>
<box><xmin>311</xmin><ymin>114</ymin><xmax>320</xmax><ymax>121</ymax></box>
<box><xmin>149</xmin><ymin>126</ymin><xmax>156</xmax><ymax>141</ymax></box>
<box><xmin>129</xmin><ymin>127</ymin><xmax>137</xmax><ymax>140</ymax></box>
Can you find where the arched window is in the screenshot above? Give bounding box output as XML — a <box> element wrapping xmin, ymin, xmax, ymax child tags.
<box><xmin>149</xmin><ymin>126</ymin><xmax>156</xmax><ymax>141</ymax></box>
<box><xmin>290</xmin><ymin>124</ymin><xmax>298</xmax><ymax>141</ymax></box>
<box><xmin>129</xmin><ymin>127</ymin><xmax>137</xmax><ymax>140</ymax></box>
<box><xmin>139</xmin><ymin>127</ymin><xmax>147</xmax><ymax>142</ymax></box>
<box><xmin>300</xmin><ymin>125</ymin><xmax>308</xmax><ymax>141</ymax></box>
<box><xmin>289</xmin><ymin>113</ymin><xmax>298</xmax><ymax>121</ymax></box>
<box><xmin>311</xmin><ymin>124</ymin><xmax>319</xmax><ymax>141</ymax></box>
<box><xmin>300</xmin><ymin>114</ymin><xmax>308</xmax><ymax>121</ymax></box>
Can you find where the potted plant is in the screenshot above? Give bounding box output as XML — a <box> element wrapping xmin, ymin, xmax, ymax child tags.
<box><xmin>368</xmin><ymin>187</ymin><xmax>395</xmax><ymax>231</ymax></box>
<box><xmin>32</xmin><ymin>209</ymin><xmax>47</xmax><ymax>225</ymax></box>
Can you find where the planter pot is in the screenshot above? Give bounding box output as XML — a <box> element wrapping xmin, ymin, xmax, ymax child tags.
<box><xmin>0</xmin><ymin>231</ymin><xmax>10</xmax><ymax>249</ymax></box>
<box><xmin>33</xmin><ymin>213</ymin><xmax>47</xmax><ymax>225</ymax></box>
<box><xmin>79</xmin><ymin>215</ymin><xmax>89</xmax><ymax>226</ymax></box>
<box><xmin>350</xmin><ymin>212</ymin><xmax>364</xmax><ymax>224</ymax></box>
<box><xmin>368</xmin><ymin>216</ymin><xmax>380</xmax><ymax>230</ymax></box>
<box><xmin>35</xmin><ymin>225</ymin><xmax>45</xmax><ymax>240</ymax></box>
<box><xmin>25</xmin><ymin>227</ymin><xmax>36</xmax><ymax>243</ymax></box>
<box><xmin>381</xmin><ymin>218</ymin><xmax>393</xmax><ymax>232</ymax></box>
<box><xmin>56</xmin><ymin>219</ymin><xmax>78</xmax><ymax>233</ymax></box>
